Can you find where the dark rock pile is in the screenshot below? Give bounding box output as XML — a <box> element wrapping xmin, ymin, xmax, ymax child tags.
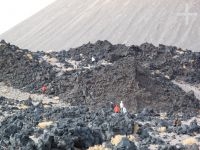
<box><xmin>139</xmin><ymin>43</ymin><xmax>200</xmax><ymax>84</ymax></box>
<box><xmin>0</xmin><ymin>40</ymin><xmax>58</xmax><ymax>93</ymax></box>
<box><xmin>0</xmin><ymin>40</ymin><xmax>200</xmax><ymax>114</ymax></box>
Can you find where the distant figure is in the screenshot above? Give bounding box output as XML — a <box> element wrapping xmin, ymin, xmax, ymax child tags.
<box><xmin>28</xmin><ymin>95</ymin><xmax>32</xmax><ymax>101</ymax></box>
<box><xmin>74</xmin><ymin>61</ymin><xmax>78</xmax><ymax>69</ymax></box>
<box><xmin>120</xmin><ymin>101</ymin><xmax>124</xmax><ymax>111</ymax></box>
<box><xmin>42</xmin><ymin>85</ymin><xmax>47</xmax><ymax>94</ymax></box>
<box><xmin>173</xmin><ymin>118</ymin><xmax>182</xmax><ymax>127</ymax></box>
<box><xmin>110</xmin><ymin>102</ymin><xmax>115</xmax><ymax>110</ymax></box>
<box><xmin>114</xmin><ymin>104</ymin><xmax>120</xmax><ymax>113</ymax></box>
<box><xmin>92</xmin><ymin>56</ymin><xmax>96</xmax><ymax>63</ymax></box>
<box><xmin>122</xmin><ymin>106</ymin><xmax>127</xmax><ymax>114</ymax></box>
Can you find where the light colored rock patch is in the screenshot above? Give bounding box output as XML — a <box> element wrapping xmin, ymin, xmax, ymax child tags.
<box><xmin>0</xmin><ymin>82</ymin><xmax>69</xmax><ymax>107</ymax></box>
<box><xmin>172</xmin><ymin>80</ymin><xmax>200</xmax><ymax>100</ymax></box>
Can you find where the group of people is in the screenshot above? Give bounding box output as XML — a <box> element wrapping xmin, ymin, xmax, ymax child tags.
<box><xmin>112</xmin><ymin>101</ymin><xmax>127</xmax><ymax>114</ymax></box>
<box><xmin>42</xmin><ymin>85</ymin><xmax>127</xmax><ymax>114</ymax></box>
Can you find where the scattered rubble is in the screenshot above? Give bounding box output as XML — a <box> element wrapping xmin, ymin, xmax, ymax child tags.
<box><xmin>0</xmin><ymin>96</ymin><xmax>200</xmax><ymax>149</ymax></box>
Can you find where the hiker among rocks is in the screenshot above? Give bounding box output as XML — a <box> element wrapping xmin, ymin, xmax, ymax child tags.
<box><xmin>92</xmin><ymin>56</ymin><xmax>97</xmax><ymax>65</ymax></box>
<box><xmin>42</xmin><ymin>85</ymin><xmax>47</xmax><ymax>94</ymax></box>
<box><xmin>92</xmin><ymin>56</ymin><xmax>95</xmax><ymax>62</ymax></box>
<box><xmin>122</xmin><ymin>106</ymin><xmax>127</xmax><ymax>114</ymax></box>
<box><xmin>173</xmin><ymin>118</ymin><xmax>182</xmax><ymax>127</ymax></box>
<box><xmin>28</xmin><ymin>95</ymin><xmax>32</xmax><ymax>101</ymax></box>
<box><xmin>114</xmin><ymin>104</ymin><xmax>120</xmax><ymax>113</ymax></box>
<box><xmin>120</xmin><ymin>101</ymin><xmax>124</xmax><ymax>111</ymax></box>
<box><xmin>110</xmin><ymin>102</ymin><xmax>115</xmax><ymax>109</ymax></box>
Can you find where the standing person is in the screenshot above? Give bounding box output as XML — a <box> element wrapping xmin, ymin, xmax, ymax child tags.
<box><xmin>42</xmin><ymin>85</ymin><xmax>47</xmax><ymax>94</ymax></box>
<box><xmin>92</xmin><ymin>56</ymin><xmax>95</xmax><ymax>62</ymax></box>
<box><xmin>122</xmin><ymin>106</ymin><xmax>127</xmax><ymax>114</ymax></box>
<box><xmin>120</xmin><ymin>101</ymin><xmax>124</xmax><ymax>112</ymax></box>
<box><xmin>110</xmin><ymin>102</ymin><xmax>115</xmax><ymax>110</ymax></box>
<box><xmin>91</xmin><ymin>56</ymin><xmax>97</xmax><ymax>66</ymax></box>
<box><xmin>114</xmin><ymin>104</ymin><xmax>120</xmax><ymax>113</ymax></box>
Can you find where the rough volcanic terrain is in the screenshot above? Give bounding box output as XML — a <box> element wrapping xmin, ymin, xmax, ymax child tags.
<box><xmin>0</xmin><ymin>40</ymin><xmax>200</xmax><ymax>149</ymax></box>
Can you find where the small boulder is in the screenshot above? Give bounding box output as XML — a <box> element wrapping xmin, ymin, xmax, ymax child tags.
<box><xmin>115</xmin><ymin>138</ymin><xmax>137</xmax><ymax>150</ymax></box>
<box><xmin>182</xmin><ymin>137</ymin><xmax>198</xmax><ymax>145</ymax></box>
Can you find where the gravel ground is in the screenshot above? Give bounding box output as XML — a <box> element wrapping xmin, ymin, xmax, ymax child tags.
<box><xmin>0</xmin><ymin>82</ymin><xmax>70</xmax><ymax>108</ymax></box>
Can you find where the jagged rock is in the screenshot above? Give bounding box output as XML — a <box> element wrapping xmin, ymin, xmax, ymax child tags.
<box><xmin>186</xmin><ymin>144</ymin><xmax>199</xmax><ymax>150</ymax></box>
<box><xmin>115</xmin><ymin>138</ymin><xmax>137</xmax><ymax>150</ymax></box>
<box><xmin>188</xmin><ymin>119</ymin><xmax>200</xmax><ymax>135</ymax></box>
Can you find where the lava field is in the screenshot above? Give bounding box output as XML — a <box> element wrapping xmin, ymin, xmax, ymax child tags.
<box><xmin>0</xmin><ymin>40</ymin><xmax>200</xmax><ymax>149</ymax></box>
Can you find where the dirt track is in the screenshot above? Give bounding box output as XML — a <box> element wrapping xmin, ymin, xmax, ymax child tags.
<box><xmin>0</xmin><ymin>82</ymin><xmax>69</xmax><ymax>108</ymax></box>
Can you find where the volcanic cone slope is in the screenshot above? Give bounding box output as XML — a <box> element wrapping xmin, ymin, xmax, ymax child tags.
<box><xmin>0</xmin><ymin>0</ymin><xmax>200</xmax><ymax>51</ymax></box>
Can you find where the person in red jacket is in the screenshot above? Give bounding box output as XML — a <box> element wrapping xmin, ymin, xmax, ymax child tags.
<box><xmin>42</xmin><ymin>85</ymin><xmax>47</xmax><ymax>94</ymax></box>
<box><xmin>114</xmin><ymin>104</ymin><xmax>120</xmax><ymax>113</ymax></box>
